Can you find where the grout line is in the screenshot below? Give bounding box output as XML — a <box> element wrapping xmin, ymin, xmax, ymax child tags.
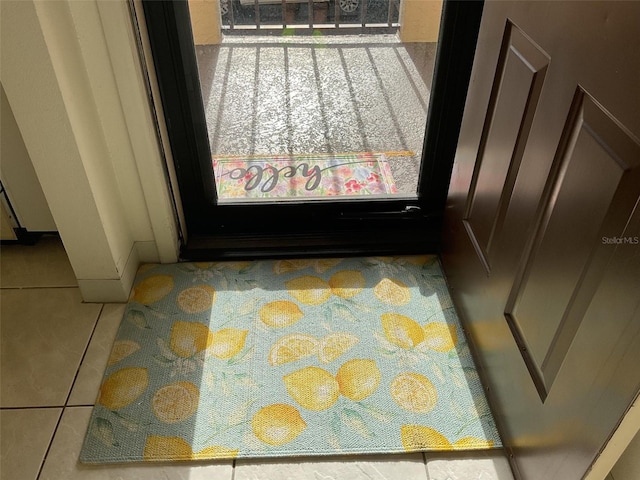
<box><xmin>0</xmin><ymin>405</ymin><xmax>64</xmax><ymax>410</ymax></box>
<box><xmin>64</xmin><ymin>303</ymin><xmax>105</xmax><ymax>407</ymax></box>
<box><xmin>422</xmin><ymin>451</ymin><xmax>430</xmax><ymax>480</ymax></box>
<box><xmin>35</xmin><ymin>406</ymin><xmax>65</xmax><ymax>480</ymax></box>
<box><xmin>33</xmin><ymin>302</ymin><xmax>104</xmax><ymax>479</ymax></box>
<box><xmin>0</xmin><ymin>285</ymin><xmax>79</xmax><ymax>290</ymax></box>
<box><xmin>231</xmin><ymin>458</ymin><xmax>237</xmax><ymax>480</ymax></box>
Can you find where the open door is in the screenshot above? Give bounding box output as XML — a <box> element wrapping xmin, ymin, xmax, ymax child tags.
<box><xmin>442</xmin><ymin>2</ymin><xmax>640</xmax><ymax>479</ymax></box>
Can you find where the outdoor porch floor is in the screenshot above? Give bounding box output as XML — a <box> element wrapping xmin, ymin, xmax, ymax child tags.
<box><xmin>195</xmin><ymin>34</ymin><xmax>437</xmax><ymax>197</ymax></box>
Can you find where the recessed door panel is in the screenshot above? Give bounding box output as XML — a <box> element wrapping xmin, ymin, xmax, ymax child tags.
<box><xmin>464</xmin><ymin>22</ymin><xmax>548</xmax><ymax>272</ymax></box>
<box><xmin>505</xmin><ymin>91</ymin><xmax>640</xmax><ymax>398</ymax></box>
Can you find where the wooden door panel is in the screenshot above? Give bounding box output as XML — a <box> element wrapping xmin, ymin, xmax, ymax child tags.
<box><xmin>442</xmin><ymin>2</ymin><xmax>640</xmax><ymax>479</ymax></box>
<box><xmin>505</xmin><ymin>90</ymin><xmax>640</xmax><ymax>398</ymax></box>
<box><xmin>465</xmin><ymin>21</ymin><xmax>549</xmax><ymax>273</ymax></box>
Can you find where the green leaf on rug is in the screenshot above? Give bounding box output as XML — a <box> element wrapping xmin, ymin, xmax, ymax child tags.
<box><xmin>228</xmin><ymin>399</ymin><xmax>256</xmax><ymax>426</ymax></box>
<box><xmin>341</xmin><ymin>409</ymin><xmax>374</xmax><ymax>439</ymax></box>
<box><xmin>357</xmin><ymin>402</ymin><xmax>394</xmax><ymax>423</ymax></box>
<box><xmin>127</xmin><ymin>309</ymin><xmax>150</xmax><ymax>329</ymax></box>
<box><xmin>92</xmin><ymin>418</ymin><xmax>119</xmax><ymax>447</ymax></box>
<box><xmin>238</xmin><ymin>297</ymin><xmax>262</xmax><ymax>316</ymax></box>
<box><xmin>227</xmin><ymin>346</ymin><xmax>254</xmax><ymax>366</ymax></box>
<box><xmin>331</xmin><ymin>411</ymin><xmax>342</xmax><ymax>435</ymax></box>
<box><xmin>331</xmin><ymin>303</ymin><xmax>358</xmax><ymax>323</ymax></box>
<box><xmin>156</xmin><ymin>338</ymin><xmax>178</xmax><ymax>361</ymax></box>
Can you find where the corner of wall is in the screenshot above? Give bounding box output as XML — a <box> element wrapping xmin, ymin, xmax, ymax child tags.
<box><xmin>78</xmin><ymin>242</ymin><xmax>140</xmax><ymax>303</ymax></box>
<box><xmin>1</xmin><ymin>0</ymin><xmax>180</xmax><ymax>302</ymax></box>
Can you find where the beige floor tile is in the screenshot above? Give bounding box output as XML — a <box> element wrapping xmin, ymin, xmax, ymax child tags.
<box><xmin>235</xmin><ymin>454</ymin><xmax>428</xmax><ymax>480</ymax></box>
<box><xmin>39</xmin><ymin>407</ymin><xmax>234</xmax><ymax>480</ymax></box>
<box><xmin>0</xmin><ymin>407</ymin><xmax>62</xmax><ymax>480</ymax></box>
<box><xmin>425</xmin><ymin>453</ymin><xmax>514</xmax><ymax>480</ymax></box>
<box><xmin>0</xmin><ymin>288</ymin><xmax>102</xmax><ymax>407</ymax></box>
<box><xmin>1</xmin><ymin>236</ymin><xmax>77</xmax><ymax>288</ymax></box>
<box><xmin>68</xmin><ymin>304</ymin><xmax>126</xmax><ymax>406</ymax></box>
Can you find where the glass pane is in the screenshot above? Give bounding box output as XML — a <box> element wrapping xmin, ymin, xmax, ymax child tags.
<box><xmin>191</xmin><ymin>0</ymin><xmax>440</xmax><ymax>202</ymax></box>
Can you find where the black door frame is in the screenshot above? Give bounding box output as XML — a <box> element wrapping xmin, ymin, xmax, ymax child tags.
<box><xmin>141</xmin><ymin>0</ymin><xmax>483</xmax><ymax>259</ymax></box>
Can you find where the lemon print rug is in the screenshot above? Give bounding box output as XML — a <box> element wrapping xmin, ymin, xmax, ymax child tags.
<box><xmin>80</xmin><ymin>255</ymin><xmax>501</xmax><ymax>463</ymax></box>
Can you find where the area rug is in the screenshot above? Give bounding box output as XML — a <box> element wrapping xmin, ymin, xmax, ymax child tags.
<box><xmin>213</xmin><ymin>152</ymin><xmax>398</xmax><ymax>200</ymax></box>
<box><xmin>80</xmin><ymin>255</ymin><xmax>501</xmax><ymax>463</ymax></box>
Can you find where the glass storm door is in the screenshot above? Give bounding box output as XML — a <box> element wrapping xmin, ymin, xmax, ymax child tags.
<box><xmin>140</xmin><ymin>0</ymin><xmax>483</xmax><ymax>258</ymax></box>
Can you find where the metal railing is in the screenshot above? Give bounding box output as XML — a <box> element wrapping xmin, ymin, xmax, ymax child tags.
<box><xmin>221</xmin><ymin>0</ymin><xmax>400</xmax><ymax>34</ymax></box>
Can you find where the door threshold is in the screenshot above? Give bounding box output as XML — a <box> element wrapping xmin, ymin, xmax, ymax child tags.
<box><xmin>180</xmin><ymin>225</ymin><xmax>441</xmax><ymax>261</ymax></box>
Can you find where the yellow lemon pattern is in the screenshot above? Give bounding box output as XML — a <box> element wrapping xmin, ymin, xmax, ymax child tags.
<box><xmin>177</xmin><ymin>285</ymin><xmax>217</xmax><ymax>313</ymax></box>
<box><xmin>151</xmin><ymin>381</ymin><xmax>200</xmax><ymax>424</ymax></box>
<box><xmin>285</xmin><ymin>276</ymin><xmax>332</xmax><ymax>305</ymax></box>
<box><xmin>272</xmin><ymin>259</ymin><xmax>314</xmax><ymax>274</ymax></box>
<box><xmin>373</xmin><ymin>278</ymin><xmax>411</xmax><ymax>306</ymax></box>
<box><xmin>251</xmin><ymin>404</ymin><xmax>307</xmax><ymax>446</ymax></box>
<box><xmin>107</xmin><ymin>340</ymin><xmax>140</xmax><ymax>366</ymax></box>
<box><xmin>143</xmin><ymin>435</ymin><xmax>193</xmax><ymax>460</ymax></box>
<box><xmin>169</xmin><ymin>321</ymin><xmax>214</xmax><ymax>358</ymax></box>
<box><xmin>131</xmin><ymin>275</ymin><xmax>174</xmax><ymax>305</ymax></box>
<box><xmin>390</xmin><ymin>372</ymin><xmax>438</xmax><ymax>413</ymax></box>
<box><xmin>400</xmin><ymin>425</ymin><xmax>453</xmax><ymax>451</ymax></box>
<box><xmin>423</xmin><ymin>322</ymin><xmax>458</xmax><ymax>352</ymax></box>
<box><xmin>143</xmin><ymin>435</ymin><xmax>239</xmax><ymax>460</ymax></box>
<box><xmin>83</xmin><ymin>256</ymin><xmax>501</xmax><ymax>463</ymax></box>
<box><xmin>259</xmin><ymin>300</ymin><xmax>304</xmax><ymax>327</ymax></box>
<box><xmin>381</xmin><ymin>313</ymin><xmax>425</xmax><ymax>349</ymax></box>
<box><xmin>318</xmin><ymin>332</ymin><xmax>359</xmax><ymax>364</ymax></box>
<box><xmin>273</xmin><ymin>258</ymin><xmax>341</xmax><ymax>274</ymax></box>
<box><xmin>283</xmin><ymin>366</ymin><xmax>340</xmax><ymax>411</ymax></box>
<box><xmin>269</xmin><ymin>333</ymin><xmax>319</xmax><ymax>366</ymax></box>
<box><xmin>336</xmin><ymin>359</ymin><xmax>381</xmax><ymax>401</ymax></box>
<box><xmin>98</xmin><ymin>367</ymin><xmax>148</xmax><ymax>411</ymax></box>
<box><xmin>328</xmin><ymin>270</ymin><xmax>365</xmax><ymax>299</ymax></box>
<box><xmin>453</xmin><ymin>437</ymin><xmax>495</xmax><ymax>449</ymax></box>
<box><xmin>208</xmin><ymin>328</ymin><xmax>248</xmax><ymax>359</ymax></box>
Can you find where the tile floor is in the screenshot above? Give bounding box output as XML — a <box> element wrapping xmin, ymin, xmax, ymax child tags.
<box><xmin>1</xmin><ymin>235</ymin><xmax>516</xmax><ymax>480</ymax></box>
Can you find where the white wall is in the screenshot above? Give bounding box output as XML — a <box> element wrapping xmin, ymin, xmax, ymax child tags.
<box><xmin>0</xmin><ymin>0</ymin><xmax>180</xmax><ymax>301</ymax></box>
<box><xmin>0</xmin><ymin>84</ymin><xmax>56</xmax><ymax>232</ymax></box>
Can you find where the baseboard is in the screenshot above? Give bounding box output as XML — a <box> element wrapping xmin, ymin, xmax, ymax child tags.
<box><xmin>77</xmin><ymin>242</ymin><xmax>140</xmax><ymax>302</ymax></box>
<box><xmin>135</xmin><ymin>240</ymin><xmax>160</xmax><ymax>263</ymax></box>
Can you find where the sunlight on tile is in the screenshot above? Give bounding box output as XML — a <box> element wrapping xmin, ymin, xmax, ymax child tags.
<box><xmin>39</xmin><ymin>407</ymin><xmax>234</xmax><ymax>480</ymax></box>
<box><xmin>235</xmin><ymin>454</ymin><xmax>428</xmax><ymax>480</ymax></box>
<box><xmin>425</xmin><ymin>454</ymin><xmax>514</xmax><ymax>480</ymax></box>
